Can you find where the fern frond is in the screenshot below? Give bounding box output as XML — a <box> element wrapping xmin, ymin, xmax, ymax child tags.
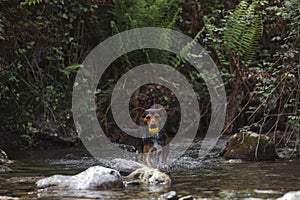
<box><xmin>224</xmin><ymin>0</ymin><xmax>249</xmax><ymax>51</ymax></box>
<box><xmin>171</xmin><ymin>25</ymin><xmax>205</xmax><ymax>69</ymax></box>
<box><xmin>223</xmin><ymin>0</ymin><xmax>263</xmax><ymax>65</ymax></box>
<box><xmin>241</xmin><ymin>13</ymin><xmax>263</xmax><ymax>65</ymax></box>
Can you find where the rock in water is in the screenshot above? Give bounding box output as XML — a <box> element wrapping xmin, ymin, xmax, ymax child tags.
<box><xmin>158</xmin><ymin>191</ymin><xmax>177</xmax><ymax>200</ymax></box>
<box><xmin>110</xmin><ymin>158</ymin><xmax>146</xmax><ymax>175</ymax></box>
<box><xmin>0</xmin><ymin>148</ymin><xmax>10</xmax><ymax>165</ymax></box>
<box><xmin>126</xmin><ymin>167</ymin><xmax>171</xmax><ymax>185</ymax></box>
<box><xmin>0</xmin><ymin>165</ymin><xmax>13</xmax><ymax>173</ymax></box>
<box><xmin>36</xmin><ymin>166</ymin><xmax>123</xmax><ymax>190</ymax></box>
<box><xmin>0</xmin><ymin>148</ymin><xmax>13</xmax><ymax>167</ymax></box>
<box><xmin>221</xmin><ymin>131</ymin><xmax>278</xmax><ymax>161</ymax></box>
<box><xmin>0</xmin><ymin>149</ymin><xmax>8</xmax><ymax>160</ymax></box>
<box><xmin>0</xmin><ymin>196</ymin><xmax>19</xmax><ymax>200</ymax></box>
<box><xmin>277</xmin><ymin>191</ymin><xmax>300</xmax><ymax>200</ymax></box>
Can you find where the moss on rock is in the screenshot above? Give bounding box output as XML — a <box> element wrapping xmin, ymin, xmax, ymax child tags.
<box><xmin>222</xmin><ymin>132</ymin><xmax>278</xmax><ymax>161</ymax></box>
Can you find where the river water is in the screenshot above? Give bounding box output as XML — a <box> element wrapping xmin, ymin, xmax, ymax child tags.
<box><xmin>1</xmin><ymin>143</ymin><xmax>300</xmax><ymax>199</ymax></box>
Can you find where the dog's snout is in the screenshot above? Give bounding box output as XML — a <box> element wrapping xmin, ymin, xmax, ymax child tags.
<box><xmin>150</xmin><ymin>122</ymin><xmax>157</xmax><ymax>128</ymax></box>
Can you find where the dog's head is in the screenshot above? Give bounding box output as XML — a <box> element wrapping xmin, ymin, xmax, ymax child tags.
<box><xmin>143</xmin><ymin>108</ymin><xmax>163</xmax><ymax>135</ymax></box>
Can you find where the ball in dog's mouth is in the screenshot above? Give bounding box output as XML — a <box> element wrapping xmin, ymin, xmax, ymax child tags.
<box><xmin>148</xmin><ymin>127</ymin><xmax>159</xmax><ymax>134</ymax></box>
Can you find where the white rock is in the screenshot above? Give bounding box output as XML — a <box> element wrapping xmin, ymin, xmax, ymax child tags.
<box><xmin>36</xmin><ymin>166</ymin><xmax>122</xmax><ymax>190</ymax></box>
<box><xmin>277</xmin><ymin>191</ymin><xmax>300</xmax><ymax>200</ymax></box>
<box><xmin>158</xmin><ymin>191</ymin><xmax>177</xmax><ymax>200</ymax></box>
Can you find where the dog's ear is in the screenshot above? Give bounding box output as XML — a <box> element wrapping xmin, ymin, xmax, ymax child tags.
<box><xmin>143</xmin><ymin>110</ymin><xmax>150</xmax><ymax>118</ymax></box>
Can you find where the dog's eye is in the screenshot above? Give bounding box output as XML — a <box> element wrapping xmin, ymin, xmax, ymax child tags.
<box><xmin>155</xmin><ymin>115</ymin><xmax>160</xmax><ymax>119</ymax></box>
<box><xmin>146</xmin><ymin>116</ymin><xmax>151</xmax><ymax>120</ymax></box>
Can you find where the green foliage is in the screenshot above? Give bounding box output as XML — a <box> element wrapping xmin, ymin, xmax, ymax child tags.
<box><xmin>60</xmin><ymin>64</ymin><xmax>83</xmax><ymax>79</ymax></box>
<box><xmin>98</xmin><ymin>0</ymin><xmax>181</xmax><ymax>104</ymax></box>
<box><xmin>173</xmin><ymin>27</ymin><xmax>204</xmax><ymax>68</ymax></box>
<box><xmin>21</xmin><ymin>121</ymin><xmax>39</xmax><ymax>148</ymax></box>
<box><xmin>288</xmin><ymin>115</ymin><xmax>300</xmax><ymax>128</ymax></box>
<box><xmin>273</xmin><ymin>0</ymin><xmax>299</xmax><ymax>63</ymax></box>
<box><xmin>204</xmin><ymin>0</ymin><xmax>263</xmax><ymax>66</ymax></box>
<box><xmin>0</xmin><ymin>0</ymin><xmax>299</xmax><ymax>148</ymax></box>
<box><xmin>111</xmin><ymin>0</ymin><xmax>181</xmax><ymax>67</ymax></box>
<box><xmin>0</xmin><ymin>0</ymin><xmax>111</xmax><ymax>143</ymax></box>
<box><xmin>20</xmin><ymin>0</ymin><xmax>43</xmax><ymax>6</ymax></box>
<box><xmin>258</xmin><ymin>0</ymin><xmax>299</xmax><ymax>134</ymax></box>
<box><xmin>224</xmin><ymin>1</ymin><xmax>263</xmax><ymax>65</ymax></box>
<box><xmin>112</xmin><ymin>0</ymin><xmax>180</xmax><ymax>31</ymax></box>
<box><xmin>198</xmin><ymin>0</ymin><xmax>299</xmax><ymax>139</ymax></box>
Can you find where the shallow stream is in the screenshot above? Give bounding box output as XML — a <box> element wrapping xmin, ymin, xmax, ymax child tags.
<box><xmin>1</xmin><ymin>144</ymin><xmax>300</xmax><ymax>199</ymax></box>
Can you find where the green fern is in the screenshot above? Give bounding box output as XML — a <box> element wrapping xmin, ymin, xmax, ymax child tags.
<box><xmin>224</xmin><ymin>1</ymin><xmax>249</xmax><ymax>52</ymax></box>
<box><xmin>111</xmin><ymin>0</ymin><xmax>180</xmax><ymax>67</ymax></box>
<box><xmin>241</xmin><ymin>13</ymin><xmax>263</xmax><ymax>65</ymax></box>
<box><xmin>202</xmin><ymin>0</ymin><xmax>263</xmax><ymax>67</ymax></box>
<box><xmin>20</xmin><ymin>0</ymin><xmax>44</xmax><ymax>6</ymax></box>
<box><xmin>223</xmin><ymin>0</ymin><xmax>263</xmax><ymax>65</ymax></box>
<box><xmin>172</xmin><ymin>26</ymin><xmax>205</xmax><ymax>69</ymax></box>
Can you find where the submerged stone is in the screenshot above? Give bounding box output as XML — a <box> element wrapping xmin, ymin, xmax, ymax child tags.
<box><xmin>221</xmin><ymin>131</ymin><xmax>278</xmax><ymax>161</ymax></box>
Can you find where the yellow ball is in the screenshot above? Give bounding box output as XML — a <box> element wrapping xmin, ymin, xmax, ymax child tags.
<box><xmin>148</xmin><ymin>127</ymin><xmax>159</xmax><ymax>134</ymax></box>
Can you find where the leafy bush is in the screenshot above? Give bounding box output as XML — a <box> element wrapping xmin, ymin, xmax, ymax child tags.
<box><xmin>0</xmin><ymin>0</ymin><xmax>111</xmax><ymax>147</ymax></box>
<box><xmin>200</xmin><ymin>0</ymin><xmax>299</xmax><ymax>143</ymax></box>
<box><xmin>0</xmin><ymin>0</ymin><xmax>298</xmax><ymax>150</ymax></box>
<box><xmin>97</xmin><ymin>0</ymin><xmax>182</xmax><ymax>129</ymax></box>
